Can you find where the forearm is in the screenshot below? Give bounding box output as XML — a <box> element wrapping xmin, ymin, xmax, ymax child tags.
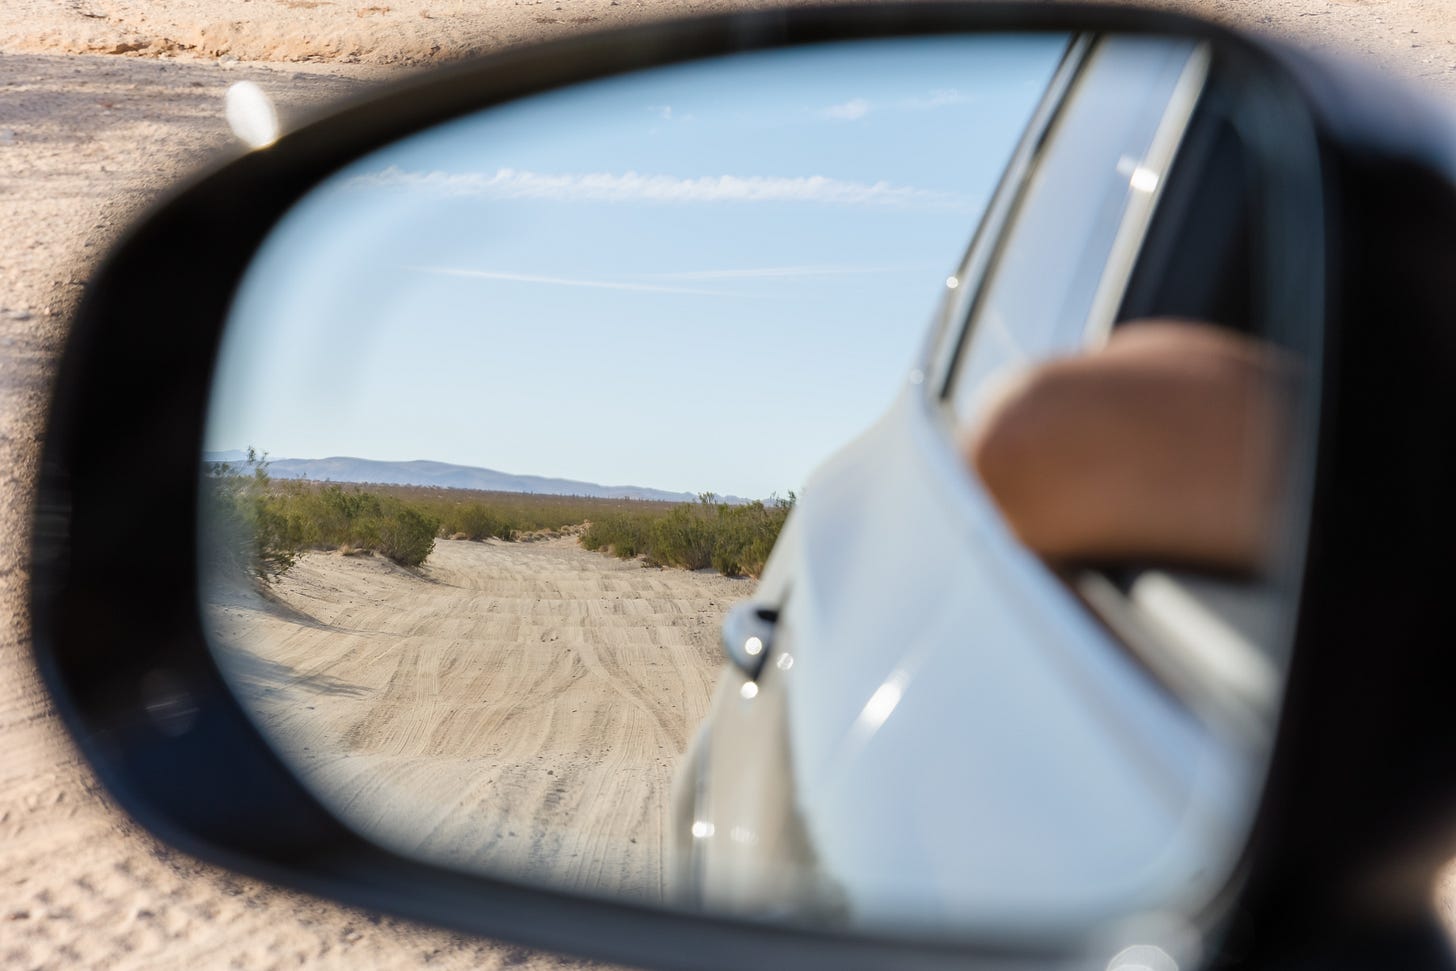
<box><xmin>961</xmin><ymin>321</ymin><xmax>1295</xmax><ymax>573</ymax></box>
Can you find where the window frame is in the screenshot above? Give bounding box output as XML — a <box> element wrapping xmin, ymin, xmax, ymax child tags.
<box><xmin>933</xmin><ymin>34</ymin><xmax>1212</xmax><ymax>409</ymax></box>
<box><xmin>920</xmin><ymin>34</ymin><xmax>1300</xmax><ymax>749</ymax></box>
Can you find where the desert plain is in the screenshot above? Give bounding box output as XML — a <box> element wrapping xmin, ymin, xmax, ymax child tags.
<box><xmin>4</xmin><ymin>0</ymin><xmax>1456</xmax><ymax>969</ymax></box>
<box><xmin>206</xmin><ymin>536</ymin><xmax>745</xmax><ymax>904</ymax></box>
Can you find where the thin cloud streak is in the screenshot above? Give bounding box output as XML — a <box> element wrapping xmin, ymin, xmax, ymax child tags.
<box><xmin>405</xmin><ymin>266</ymin><xmax>738</xmax><ymax>296</ymax></box>
<box><xmin>350</xmin><ymin>166</ymin><xmax>975</xmax><ymax>211</ymax></box>
<box><xmin>901</xmin><ymin>88</ymin><xmax>977</xmax><ymax>110</ymax></box>
<box><xmin>649</xmin><ymin>105</ymin><xmax>693</xmax><ymax>122</ymax></box>
<box><xmin>645</xmin><ymin>264</ymin><xmax>914</xmax><ymax>280</ymax></box>
<box><xmin>820</xmin><ymin>88</ymin><xmax>975</xmax><ymax>119</ymax></box>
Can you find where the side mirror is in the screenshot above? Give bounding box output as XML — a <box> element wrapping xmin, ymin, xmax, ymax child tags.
<box><xmin>721</xmin><ymin>603</ymin><xmax>778</xmax><ymax>680</ymax></box>
<box><xmin>29</xmin><ymin>5</ymin><xmax>1456</xmax><ymax>971</ymax></box>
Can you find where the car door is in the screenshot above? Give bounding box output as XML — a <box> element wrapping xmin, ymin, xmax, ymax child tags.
<box><xmin>681</xmin><ymin>32</ymin><xmax>1271</xmax><ymax>937</ymax></box>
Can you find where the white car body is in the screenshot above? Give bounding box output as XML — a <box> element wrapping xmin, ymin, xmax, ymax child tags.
<box><xmin>673</xmin><ymin>31</ymin><xmax>1295</xmax><ymax>938</ymax></box>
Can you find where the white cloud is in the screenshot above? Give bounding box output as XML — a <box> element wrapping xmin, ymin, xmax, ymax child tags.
<box><xmin>348</xmin><ymin>166</ymin><xmax>973</xmax><ymax>211</ymax></box>
<box><xmin>824</xmin><ymin>98</ymin><xmax>871</xmax><ymax>121</ymax></box>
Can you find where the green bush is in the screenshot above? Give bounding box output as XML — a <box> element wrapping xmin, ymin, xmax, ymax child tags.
<box><xmin>580</xmin><ymin>513</ymin><xmax>653</xmax><ymax>559</ymax></box>
<box><xmin>201</xmin><ymin>451</ymin><xmax>444</xmax><ymax>577</ymax></box>
<box><xmin>580</xmin><ymin>492</ymin><xmax>794</xmax><ymax>577</ymax></box>
<box><xmin>651</xmin><ymin>501</ymin><xmax>716</xmax><ymax>571</ymax></box>
<box><xmin>366</xmin><ymin>499</ymin><xmax>439</xmax><ymax>567</ymax></box>
<box><xmin>437</xmin><ymin>502</ymin><xmax>515</xmax><ymax>541</ymax></box>
<box><xmin>202</xmin><ymin>449</ymin><xmax>788</xmax><ymax>581</ymax></box>
<box><xmin>276</xmin><ymin>484</ymin><xmax>440</xmax><ymax>568</ymax></box>
<box><xmin>201</xmin><ymin>449</ymin><xmax>307</xmax><ymax>582</ymax></box>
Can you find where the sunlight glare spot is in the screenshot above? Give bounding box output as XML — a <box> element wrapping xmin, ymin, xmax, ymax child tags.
<box><xmin>1129</xmin><ymin>166</ymin><xmax>1160</xmax><ymax>193</ymax></box>
<box><xmin>225</xmin><ymin>81</ymin><xmax>279</xmax><ymax>149</ymax></box>
<box><xmin>855</xmin><ymin>675</ymin><xmax>906</xmax><ymax>735</ymax></box>
<box><xmin>1106</xmin><ymin>944</ymin><xmax>1178</xmax><ymax>971</ymax></box>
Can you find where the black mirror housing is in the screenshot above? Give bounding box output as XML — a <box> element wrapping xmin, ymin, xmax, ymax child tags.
<box><xmin>28</xmin><ymin>4</ymin><xmax>1456</xmax><ymax>970</ymax></box>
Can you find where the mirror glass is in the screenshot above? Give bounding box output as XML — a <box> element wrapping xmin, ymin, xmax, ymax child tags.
<box><xmin>199</xmin><ymin>32</ymin><xmax>1320</xmax><ymax>949</ymax></box>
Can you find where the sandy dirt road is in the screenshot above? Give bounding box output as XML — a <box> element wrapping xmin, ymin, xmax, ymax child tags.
<box><xmin>207</xmin><ymin>539</ymin><xmax>746</xmax><ymax>903</ymax></box>
<box><xmin>4</xmin><ymin>1</ymin><xmax>1456</xmax><ymax>969</ymax></box>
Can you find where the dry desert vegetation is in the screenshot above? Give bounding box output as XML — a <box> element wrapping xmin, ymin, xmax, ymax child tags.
<box><xmin>3</xmin><ymin>1</ymin><xmax>1456</xmax><ymax>969</ymax></box>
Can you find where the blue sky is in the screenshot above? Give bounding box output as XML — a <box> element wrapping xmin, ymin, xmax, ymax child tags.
<box><xmin>208</xmin><ymin>35</ymin><xmax>1067</xmax><ymax>499</ymax></box>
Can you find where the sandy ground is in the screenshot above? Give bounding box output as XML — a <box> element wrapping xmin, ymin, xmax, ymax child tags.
<box><xmin>3</xmin><ymin>1</ymin><xmax>1456</xmax><ymax>969</ymax></box>
<box><xmin>205</xmin><ymin>539</ymin><xmax>745</xmax><ymax>904</ymax></box>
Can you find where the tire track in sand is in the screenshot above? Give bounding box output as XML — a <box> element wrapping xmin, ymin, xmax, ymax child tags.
<box><xmin>204</xmin><ymin>536</ymin><xmax>748</xmax><ymax>903</ymax></box>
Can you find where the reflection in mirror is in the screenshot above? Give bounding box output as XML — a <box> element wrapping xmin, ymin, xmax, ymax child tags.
<box><xmin>199</xmin><ymin>30</ymin><xmax>1321</xmax><ymax>952</ymax></box>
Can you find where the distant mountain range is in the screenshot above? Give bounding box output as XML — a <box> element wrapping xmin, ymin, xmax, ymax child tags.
<box><xmin>201</xmin><ymin>451</ymin><xmax>720</xmax><ymax>503</ymax></box>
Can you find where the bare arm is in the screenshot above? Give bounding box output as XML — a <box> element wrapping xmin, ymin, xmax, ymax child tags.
<box><xmin>961</xmin><ymin>321</ymin><xmax>1296</xmax><ymax>574</ymax></box>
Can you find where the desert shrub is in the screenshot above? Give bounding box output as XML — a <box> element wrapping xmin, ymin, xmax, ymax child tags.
<box><xmin>202</xmin><ymin>452</ymin><xmax>783</xmax><ymax>579</ymax></box>
<box><xmin>579</xmin><ymin>492</ymin><xmax>794</xmax><ymax>577</ymax></box>
<box><xmin>437</xmin><ymin>502</ymin><xmax>515</xmax><ymax>541</ymax></box>
<box><xmin>580</xmin><ymin>513</ymin><xmax>655</xmax><ymax>558</ymax></box>
<box><xmin>365</xmin><ymin>499</ymin><xmax>439</xmax><ymax>567</ymax></box>
<box><xmin>650</xmin><ymin>500</ymin><xmax>717</xmax><ymax>571</ymax></box>
<box><xmin>203</xmin><ymin>452</ymin><xmax>445</xmax><ymax>574</ymax></box>
<box><xmin>279</xmin><ymin>484</ymin><xmax>440</xmax><ymax>567</ymax></box>
<box><xmin>705</xmin><ymin>495</ymin><xmax>794</xmax><ymax>577</ymax></box>
<box><xmin>382</xmin><ymin>488</ymin><xmax>661</xmax><ymax>541</ymax></box>
<box><xmin>201</xmin><ymin>449</ymin><xmax>307</xmax><ymax>582</ymax></box>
